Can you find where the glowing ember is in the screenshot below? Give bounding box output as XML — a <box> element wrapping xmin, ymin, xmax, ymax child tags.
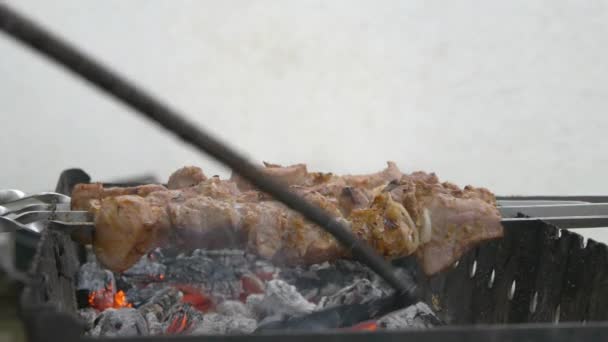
<box><xmin>240</xmin><ymin>274</ymin><xmax>265</xmax><ymax>301</ymax></box>
<box><xmin>114</xmin><ymin>290</ymin><xmax>132</xmax><ymax>308</ymax></box>
<box><xmin>88</xmin><ymin>283</ymin><xmax>132</xmax><ymax>311</ymax></box>
<box><xmin>166</xmin><ymin>312</ymin><xmax>191</xmax><ymax>334</ymax></box>
<box><xmin>174</xmin><ymin>285</ymin><xmax>214</xmax><ymax>312</ymax></box>
<box><xmin>344</xmin><ymin>320</ymin><xmax>378</xmax><ymax>332</ymax></box>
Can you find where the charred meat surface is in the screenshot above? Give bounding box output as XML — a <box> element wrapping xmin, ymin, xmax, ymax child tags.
<box><xmin>72</xmin><ymin>162</ymin><xmax>503</xmax><ymax>276</ymax></box>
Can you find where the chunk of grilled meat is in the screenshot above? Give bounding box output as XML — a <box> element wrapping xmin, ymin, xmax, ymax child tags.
<box><xmin>167</xmin><ymin>165</ymin><xmax>207</xmax><ymax>190</ymax></box>
<box><xmin>71</xmin><ymin>183</ymin><xmax>167</xmax><ymax>212</ymax></box>
<box><xmin>93</xmin><ymin>195</ymin><xmax>171</xmax><ymax>272</ymax></box>
<box><xmin>73</xmin><ymin>162</ymin><xmax>503</xmax><ymax>275</ymax></box>
<box><xmin>383</xmin><ymin>174</ymin><xmax>502</xmax><ymax>275</ymax></box>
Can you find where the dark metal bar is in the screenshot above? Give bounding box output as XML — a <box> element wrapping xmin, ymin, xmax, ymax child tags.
<box><xmin>499</xmin><ymin>204</ymin><xmax>608</xmax><ymax>218</ymax></box>
<box><xmin>0</xmin><ymin>4</ymin><xmax>414</xmax><ymax>299</ymax></box>
<box><xmin>502</xmin><ymin>216</ymin><xmax>608</xmax><ymax>229</ymax></box>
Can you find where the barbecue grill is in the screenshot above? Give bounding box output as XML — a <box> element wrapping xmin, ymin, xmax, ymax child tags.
<box><xmin>3</xmin><ymin>3</ymin><xmax>608</xmax><ymax>341</ymax></box>
<box><xmin>4</xmin><ymin>168</ymin><xmax>608</xmax><ymax>341</ymax></box>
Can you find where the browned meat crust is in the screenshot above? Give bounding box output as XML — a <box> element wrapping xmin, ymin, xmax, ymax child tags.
<box><xmin>73</xmin><ymin>163</ymin><xmax>503</xmax><ymax>276</ymax></box>
<box><xmin>71</xmin><ymin>183</ymin><xmax>167</xmax><ymax>212</ymax></box>
<box><xmin>167</xmin><ymin>166</ymin><xmax>207</xmax><ymax>190</ymax></box>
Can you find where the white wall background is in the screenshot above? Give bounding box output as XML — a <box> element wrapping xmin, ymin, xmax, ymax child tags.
<box><xmin>1</xmin><ymin>0</ymin><xmax>608</xmax><ymax>198</ymax></box>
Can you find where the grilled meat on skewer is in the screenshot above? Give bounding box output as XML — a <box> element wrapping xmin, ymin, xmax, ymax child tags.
<box><xmin>72</xmin><ymin>162</ymin><xmax>502</xmax><ymax>276</ymax></box>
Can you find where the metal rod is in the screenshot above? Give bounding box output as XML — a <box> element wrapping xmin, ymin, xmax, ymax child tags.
<box><xmin>499</xmin><ymin>203</ymin><xmax>608</xmax><ymax>218</ymax></box>
<box><xmin>502</xmin><ymin>216</ymin><xmax>608</xmax><ymax>229</ymax></box>
<box><xmin>0</xmin><ymin>4</ymin><xmax>415</xmax><ymax>299</ymax></box>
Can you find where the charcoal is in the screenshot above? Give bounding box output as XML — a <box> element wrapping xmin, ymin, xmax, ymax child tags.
<box><xmin>206</xmin><ymin>274</ymin><xmax>242</xmax><ymax>301</ymax></box>
<box><xmin>115</xmin><ymin>275</ymin><xmax>135</xmax><ymax>293</ymax></box>
<box><xmin>190</xmin><ymin>313</ymin><xmax>257</xmax><ymax>335</ymax></box>
<box><xmin>245</xmin><ymin>294</ymin><xmax>265</xmax><ymax>318</ymax></box>
<box><xmin>143</xmin><ymin>312</ymin><xmax>163</xmax><ymax>335</ymax></box>
<box><xmin>78</xmin><ymin>307</ymin><xmax>99</xmax><ymax>332</ymax></box>
<box><xmin>371</xmin><ymin>266</ymin><xmax>415</xmax><ymax>296</ymax></box>
<box><xmin>192</xmin><ymin>249</ymin><xmax>250</xmax><ymax>271</ymax></box>
<box><xmin>163</xmin><ymin>251</ymin><xmax>245</xmax><ymax>300</ymax></box>
<box><xmin>126</xmin><ymin>282</ymin><xmax>167</xmax><ymax>306</ymax></box>
<box><xmin>164</xmin><ymin>254</ymin><xmax>216</xmax><ymax>283</ymax></box>
<box><xmin>216</xmin><ymin>300</ymin><xmax>255</xmax><ymax>319</ymax></box>
<box><xmin>317</xmin><ymin>279</ymin><xmax>385</xmax><ymax>309</ymax></box>
<box><xmin>317</xmin><ymin>283</ymin><xmax>344</xmax><ymax>299</ymax></box>
<box><xmin>122</xmin><ymin>254</ymin><xmax>166</xmax><ymax>282</ymax></box>
<box><xmin>77</xmin><ymin>261</ymin><xmax>115</xmax><ymax>292</ymax></box>
<box><xmin>138</xmin><ymin>287</ymin><xmax>183</xmax><ymax>322</ymax></box>
<box><xmin>377</xmin><ymin>302</ymin><xmax>442</xmax><ymax>329</ymax></box>
<box><xmin>90</xmin><ymin>308</ymin><xmax>148</xmax><ymax>337</ymax></box>
<box><xmin>163</xmin><ymin>303</ymin><xmax>204</xmax><ymax>334</ymax></box>
<box><xmin>278</xmin><ymin>266</ymin><xmax>317</xmax><ymax>288</ymax></box>
<box><xmin>249</xmin><ymin>280</ymin><xmax>315</xmax><ymax>319</ymax></box>
<box><xmin>78</xmin><ymin>245</ymin><xmax>428</xmax><ymax>337</ymax></box>
<box><xmin>301</xmin><ymin>288</ymin><xmax>319</xmax><ymax>302</ymax></box>
<box><xmin>279</xmin><ymin>260</ymin><xmax>381</xmax><ymax>300</ymax></box>
<box><xmin>256</xmin><ymin>292</ymin><xmax>408</xmax><ymax>332</ymax></box>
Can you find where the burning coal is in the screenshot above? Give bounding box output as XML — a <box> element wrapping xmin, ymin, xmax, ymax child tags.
<box><xmin>78</xmin><ymin>247</ymin><xmax>440</xmax><ymax>338</ymax></box>
<box><xmin>88</xmin><ymin>283</ymin><xmax>132</xmax><ymax>311</ymax></box>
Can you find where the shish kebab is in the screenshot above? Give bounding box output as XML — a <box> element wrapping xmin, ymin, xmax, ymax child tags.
<box><xmin>5</xmin><ymin>163</ymin><xmax>608</xmax><ymax>278</ymax></box>
<box><xmin>5</xmin><ymin>162</ymin><xmax>501</xmax><ymax>276</ymax></box>
<box><xmin>71</xmin><ymin>162</ymin><xmax>503</xmax><ymax>276</ymax></box>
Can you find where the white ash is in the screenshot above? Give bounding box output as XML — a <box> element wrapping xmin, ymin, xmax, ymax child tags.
<box><xmin>190</xmin><ymin>313</ymin><xmax>257</xmax><ymax>335</ymax></box>
<box><xmin>192</xmin><ymin>249</ymin><xmax>257</xmax><ymax>271</ymax></box>
<box><xmin>144</xmin><ymin>312</ymin><xmax>164</xmax><ymax>335</ymax></box>
<box><xmin>279</xmin><ymin>260</ymin><xmax>383</xmax><ymax>301</ymax></box>
<box><xmin>137</xmin><ymin>287</ymin><xmax>183</xmax><ymax>322</ymax></box>
<box><xmin>76</xmin><ymin>262</ymin><xmax>115</xmax><ymax>292</ymax></box>
<box><xmin>300</xmin><ymin>288</ymin><xmax>320</xmax><ymax>302</ymax></box>
<box><xmin>377</xmin><ymin>302</ymin><xmax>440</xmax><ymax>330</ymax></box>
<box><xmin>163</xmin><ymin>251</ymin><xmax>247</xmax><ymax>300</ymax></box>
<box><xmin>78</xmin><ymin>307</ymin><xmax>99</xmax><ymax>332</ymax></box>
<box><xmin>164</xmin><ymin>254</ymin><xmax>216</xmax><ymax>283</ymax></box>
<box><xmin>216</xmin><ymin>300</ymin><xmax>255</xmax><ymax>319</ymax></box>
<box><xmin>126</xmin><ymin>282</ymin><xmax>168</xmax><ymax>307</ymax></box>
<box><xmin>372</xmin><ymin>267</ymin><xmax>415</xmax><ymax>295</ymax></box>
<box><xmin>245</xmin><ymin>294</ymin><xmax>265</xmax><ymax>319</ymax></box>
<box><xmin>248</xmin><ymin>280</ymin><xmax>315</xmax><ymax>319</ymax></box>
<box><xmin>89</xmin><ymin>308</ymin><xmax>148</xmax><ymax>337</ymax></box>
<box><xmin>317</xmin><ymin>279</ymin><xmax>385</xmax><ymax>309</ymax></box>
<box><xmin>122</xmin><ymin>255</ymin><xmax>166</xmax><ymax>282</ymax></box>
<box><xmin>253</xmin><ymin>260</ymin><xmax>279</xmax><ymax>277</ymax></box>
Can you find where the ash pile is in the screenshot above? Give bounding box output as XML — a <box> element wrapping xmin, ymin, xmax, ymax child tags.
<box><xmin>77</xmin><ymin>247</ymin><xmax>440</xmax><ymax>337</ymax></box>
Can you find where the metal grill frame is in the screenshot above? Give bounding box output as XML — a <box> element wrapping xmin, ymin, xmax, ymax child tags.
<box><xmin>14</xmin><ymin>168</ymin><xmax>608</xmax><ymax>342</ymax></box>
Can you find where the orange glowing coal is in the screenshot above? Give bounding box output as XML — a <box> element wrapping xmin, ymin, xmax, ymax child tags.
<box><xmin>113</xmin><ymin>290</ymin><xmax>132</xmax><ymax>308</ymax></box>
<box><xmin>344</xmin><ymin>320</ymin><xmax>378</xmax><ymax>332</ymax></box>
<box><xmin>174</xmin><ymin>285</ymin><xmax>214</xmax><ymax>312</ymax></box>
<box><xmin>88</xmin><ymin>283</ymin><xmax>133</xmax><ymax>311</ymax></box>
<box><xmin>166</xmin><ymin>314</ymin><xmax>190</xmax><ymax>335</ymax></box>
